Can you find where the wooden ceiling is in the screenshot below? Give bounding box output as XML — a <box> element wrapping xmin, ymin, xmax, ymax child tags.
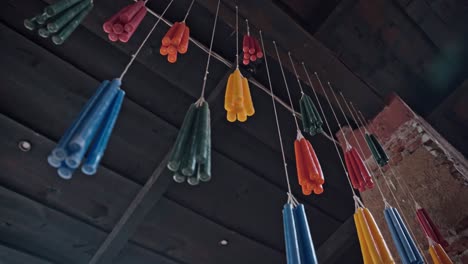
<box><xmin>0</xmin><ymin>0</ymin><xmax>467</xmax><ymax>263</ymax></box>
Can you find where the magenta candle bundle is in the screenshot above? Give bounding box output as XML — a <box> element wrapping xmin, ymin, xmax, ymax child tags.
<box><xmin>103</xmin><ymin>1</ymin><xmax>147</xmax><ymax>43</ymax></box>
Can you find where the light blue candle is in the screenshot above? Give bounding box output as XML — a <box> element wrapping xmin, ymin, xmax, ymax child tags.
<box><xmin>384</xmin><ymin>208</ymin><xmax>411</xmax><ymax>264</ymax></box>
<box><xmin>81</xmin><ymin>89</ymin><xmax>125</xmax><ymax>175</ymax></box>
<box><xmin>392</xmin><ymin>208</ymin><xmax>424</xmax><ymax>264</ymax></box>
<box><xmin>57</xmin><ymin>164</ymin><xmax>74</xmax><ymax>180</ymax></box>
<box><xmin>283</xmin><ymin>203</ymin><xmax>301</xmax><ymax>264</ymax></box>
<box><xmin>51</xmin><ymin>80</ymin><xmax>109</xmax><ymax>160</ymax></box>
<box><xmin>293</xmin><ymin>204</ymin><xmax>318</xmax><ymax>264</ymax></box>
<box><xmin>68</xmin><ymin>79</ymin><xmax>120</xmax><ymax>153</ymax></box>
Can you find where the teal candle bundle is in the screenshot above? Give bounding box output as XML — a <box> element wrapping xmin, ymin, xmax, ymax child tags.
<box><xmin>364</xmin><ymin>133</ymin><xmax>389</xmax><ymax>167</ymax></box>
<box><xmin>384</xmin><ymin>207</ymin><xmax>424</xmax><ymax>264</ymax></box>
<box><xmin>47</xmin><ymin>79</ymin><xmax>125</xmax><ymax>179</ymax></box>
<box><xmin>283</xmin><ymin>203</ymin><xmax>318</xmax><ymax>264</ymax></box>
<box><xmin>24</xmin><ymin>0</ymin><xmax>93</xmax><ymax>45</ymax></box>
<box><xmin>167</xmin><ymin>99</ymin><xmax>211</xmax><ymax>185</ymax></box>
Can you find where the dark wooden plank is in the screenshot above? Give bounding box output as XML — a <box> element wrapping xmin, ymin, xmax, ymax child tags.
<box><xmin>0</xmin><ymin>243</ymin><xmax>53</xmax><ymax>264</ymax></box>
<box><xmin>0</xmin><ymin>114</ymin><xmax>284</xmax><ymax>264</ymax></box>
<box><xmin>317</xmin><ymin>216</ymin><xmax>358</xmax><ymax>264</ymax></box>
<box><xmin>0</xmin><ymin>22</ymin><xmax>347</xmax><ymax>244</ymax></box>
<box><xmin>89</xmin><ymin>155</ymin><xmax>173</xmax><ymax>264</ymax></box>
<box><xmin>0</xmin><ymin>185</ymin><xmax>178</xmax><ymax>264</ymax></box>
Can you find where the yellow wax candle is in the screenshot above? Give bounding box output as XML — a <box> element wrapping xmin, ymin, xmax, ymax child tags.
<box><xmin>224</xmin><ymin>73</ymin><xmax>234</xmax><ymax>111</ymax></box>
<box><xmin>357</xmin><ymin>208</ymin><xmax>383</xmax><ymax>263</ymax></box>
<box><xmin>242</xmin><ymin>77</ymin><xmax>255</xmax><ymax>116</ymax></box>
<box><xmin>363</xmin><ymin>208</ymin><xmax>395</xmax><ymax>264</ymax></box>
<box><xmin>429</xmin><ymin>245</ymin><xmax>441</xmax><ymax>264</ymax></box>
<box><xmin>233</xmin><ymin>69</ymin><xmax>244</xmax><ymax>105</ymax></box>
<box><xmin>435</xmin><ymin>244</ymin><xmax>453</xmax><ymax>264</ymax></box>
<box><xmin>354</xmin><ymin>211</ymin><xmax>372</xmax><ymax>264</ymax></box>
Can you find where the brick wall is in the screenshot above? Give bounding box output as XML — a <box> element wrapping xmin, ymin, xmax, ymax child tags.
<box><xmin>337</xmin><ymin>95</ymin><xmax>468</xmax><ymax>263</ymax></box>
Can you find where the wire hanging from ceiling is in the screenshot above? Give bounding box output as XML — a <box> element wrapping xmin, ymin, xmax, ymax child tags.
<box><xmin>260</xmin><ymin>30</ymin><xmax>318</xmax><ymax>264</ymax></box>
<box><xmin>224</xmin><ymin>6</ymin><xmax>255</xmax><ymax>122</ymax></box>
<box><xmin>273</xmin><ymin>42</ymin><xmax>324</xmax><ymax>196</ymax></box>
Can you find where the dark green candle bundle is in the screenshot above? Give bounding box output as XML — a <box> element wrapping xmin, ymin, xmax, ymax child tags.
<box><xmin>299</xmin><ymin>93</ymin><xmax>323</xmax><ymax>136</ymax></box>
<box><xmin>364</xmin><ymin>133</ymin><xmax>389</xmax><ymax>167</ymax></box>
<box><xmin>167</xmin><ymin>100</ymin><xmax>211</xmax><ymax>185</ymax></box>
<box><xmin>24</xmin><ymin>0</ymin><xmax>93</xmax><ymax>45</ymax></box>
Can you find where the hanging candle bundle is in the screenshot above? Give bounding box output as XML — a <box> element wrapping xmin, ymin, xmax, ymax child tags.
<box><xmin>364</xmin><ymin>132</ymin><xmax>389</xmax><ymax>167</ymax></box>
<box><xmin>294</xmin><ymin>131</ymin><xmax>324</xmax><ymax>195</ymax></box>
<box><xmin>47</xmin><ymin>79</ymin><xmax>124</xmax><ymax>179</ymax></box>
<box><xmin>273</xmin><ymin>43</ymin><xmax>325</xmax><ymax>196</ymax></box>
<box><xmin>47</xmin><ymin>0</ymin><xmax>175</xmax><ymax>179</ymax></box>
<box><xmin>384</xmin><ymin>206</ymin><xmax>425</xmax><ymax>264</ymax></box>
<box><xmin>102</xmin><ymin>0</ymin><xmax>147</xmax><ymax>43</ymax></box>
<box><xmin>260</xmin><ymin>31</ymin><xmax>318</xmax><ymax>264</ymax></box>
<box><xmin>283</xmin><ymin>202</ymin><xmax>319</xmax><ymax>264</ymax></box>
<box><xmin>343</xmin><ymin>144</ymin><xmax>374</xmax><ymax>192</ymax></box>
<box><xmin>167</xmin><ymin>100</ymin><xmax>211</xmax><ymax>185</ymax></box>
<box><xmin>354</xmin><ymin>201</ymin><xmax>395</xmax><ymax>264</ymax></box>
<box><xmin>167</xmin><ymin>0</ymin><xmax>219</xmax><ymax>185</ymax></box>
<box><xmin>242</xmin><ymin>19</ymin><xmax>263</xmax><ymax>65</ymax></box>
<box><xmin>24</xmin><ymin>0</ymin><xmax>93</xmax><ymax>45</ymax></box>
<box><xmin>428</xmin><ymin>238</ymin><xmax>453</xmax><ymax>264</ymax></box>
<box><xmin>159</xmin><ymin>0</ymin><xmax>194</xmax><ymax>63</ymax></box>
<box><xmin>286</xmin><ymin>52</ymin><xmax>323</xmax><ymax>136</ymax></box>
<box><xmin>416</xmin><ymin>204</ymin><xmax>449</xmax><ymax>248</ymax></box>
<box><xmin>224</xmin><ymin>6</ymin><xmax>255</xmax><ymax>122</ymax></box>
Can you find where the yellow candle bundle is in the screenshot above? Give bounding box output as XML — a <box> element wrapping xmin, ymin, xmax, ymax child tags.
<box><xmin>224</xmin><ymin>69</ymin><xmax>255</xmax><ymax>122</ymax></box>
<box><xmin>354</xmin><ymin>207</ymin><xmax>395</xmax><ymax>264</ymax></box>
<box><xmin>429</xmin><ymin>243</ymin><xmax>453</xmax><ymax>264</ymax></box>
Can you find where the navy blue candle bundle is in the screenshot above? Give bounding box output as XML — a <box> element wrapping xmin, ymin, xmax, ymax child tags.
<box><xmin>384</xmin><ymin>207</ymin><xmax>424</xmax><ymax>264</ymax></box>
<box><xmin>47</xmin><ymin>79</ymin><xmax>125</xmax><ymax>179</ymax></box>
<box><xmin>283</xmin><ymin>203</ymin><xmax>318</xmax><ymax>264</ymax></box>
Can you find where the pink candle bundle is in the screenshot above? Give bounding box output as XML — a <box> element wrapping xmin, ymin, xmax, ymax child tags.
<box><xmin>102</xmin><ymin>1</ymin><xmax>147</xmax><ymax>43</ymax></box>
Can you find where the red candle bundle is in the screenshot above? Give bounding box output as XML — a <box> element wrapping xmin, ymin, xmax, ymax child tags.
<box><xmin>103</xmin><ymin>1</ymin><xmax>147</xmax><ymax>43</ymax></box>
<box><xmin>416</xmin><ymin>207</ymin><xmax>449</xmax><ymax>248</ymax></box>
<box><xmin>242</xmin><ymin>34</ymin><xmax>263</xmax><ymax>65</ymax></box>
<box><xmin>294</xmin><ymin>133</ymin><xmax>324</xmax><ymax>195</ymax></box>
<box><xmin>344</xmin><ymin>146</ymin><xmax>374</xmax><ymax>192</ymax></box>
<box><xmin>160</xmin><ymin>22</ymin><xmax>190</xmax><ymax>63</ymax></box>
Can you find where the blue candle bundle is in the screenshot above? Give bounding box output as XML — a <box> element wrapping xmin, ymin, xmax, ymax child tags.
<box><xmin>384</xmin><ymin>207</ymin><xmax>424</xmax><ymax>264</ymax></box>
<box><xmin>47</xmin><ymin>79</ymin><xmax>125</xmax><ymax>179</ymax></box>
<box><xmin>282</xmin><ymin>203</ymin><xmax>318</xmax><ymax>264</ymax></box>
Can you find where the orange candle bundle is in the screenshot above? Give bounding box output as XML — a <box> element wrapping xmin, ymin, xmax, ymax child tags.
<box><xmin>102</xmin><ymin>1</ymin><xmax>147</xmax><ymax>43</ymax></box>
<box><xmin>429</xmin><ymin>242</ymin><xmax>453</xmax><ymax>264</ymax></box>
<box><xmin>224</xmin><ymin>68</ymin><xmax>255</xmax><ymax>122</ymax></box>
<box><xmin>160</xmin><ymin>22</ymin><xmax>190</xmax><ymax>63</ymax></box>
<box><xmin>344</xmin><ymin>145</ymin><xmax>374</xmax><ymax>192</ymax></box>
<box><xmin>294</xmin><ymin>132</ymin><xmax>324</xmax><ymax>195</ymax></box>
<box><xmin>354</xmin><ymin>207</ymin><xmax>395</xmax><ymax>264</ymax></box>
<box><xmin>242</xmin><ymin>34</ymin><xmax>263</xmax><ymax>65</ymax></box>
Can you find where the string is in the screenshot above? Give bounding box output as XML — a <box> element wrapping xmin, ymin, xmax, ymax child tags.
<box><xmin>272</xmin><ymin>41</ymin><xmax>300</xmax><ymax>132</ymax></box>
<box><xmin>259</xmin><ymin>30</ymin><xmax>294</xmax><ymax>202</ymax></box>
<box><xmin>199</xmin><ymin>0</ymin><xmax>221</xmax><ymax>101</ymax></box>
<box><xmin>287</xmin><ymin>53</ymin><xmax>304</xmax><ymax>95</ymax></box>
<box><xmin>301</xmin><ymin>64</ymin><xmax>359</xmax><ymax>202</ymax></box>
<box><xmin>119</xmin><ymin>0</ymin><xmax>175</xmax><ymax>80</ymax></box>
<box><xmin>343</xmin><ymin>94</ymin><xmax>429</xmax><ymax>262</ymax></box>
<box><xmin>245</xmin><ymin>19</ymin><xmax>250</xmax><ymax>36</ymax></box>
<box><xmin>235</xmin><ymin>6</ymin><xmax>239</xmax><ymax>68</ymax></box>
<box><xmin>182</xmin><ymin>0</ymin><xmax>196</xmax><ymax>22</ymax></box>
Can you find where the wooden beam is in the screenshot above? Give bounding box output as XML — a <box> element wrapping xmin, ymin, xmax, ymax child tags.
<box><xmin>0</xmin><ymin>243</ymin><xmax>53</xmax><ymax>264</ymax></box>
<box><xmin>317</xmin><ymin>216</ymin><xmax>358</xmax><ymax>264</ymax></box>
